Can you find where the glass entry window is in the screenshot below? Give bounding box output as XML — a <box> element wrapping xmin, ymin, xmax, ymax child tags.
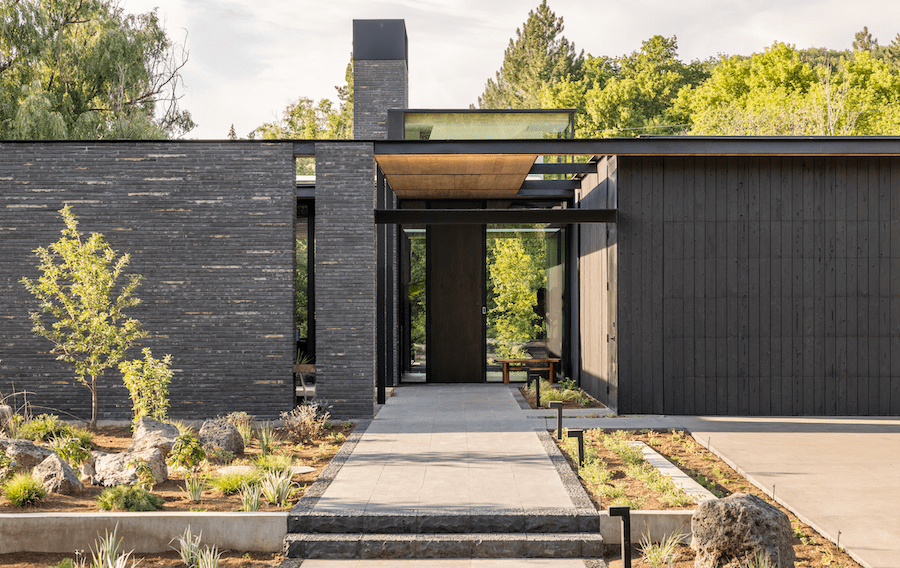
<box><xmin>486</xmin><ymin>225</ymin><xmax>565</xmax><ymax>382</ymax></box>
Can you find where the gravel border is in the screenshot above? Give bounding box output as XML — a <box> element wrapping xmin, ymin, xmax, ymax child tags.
<box><xmin>289</xmin><ymin>419</ymin><xmax>372</xmax><ymax>515</ymax></box>
<box><xmin>536</xmin><ymin>429</ymin><xmax>598</xmax><ymax>512</ymax></box>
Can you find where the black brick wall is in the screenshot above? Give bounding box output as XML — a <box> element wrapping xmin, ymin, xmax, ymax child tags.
<box><xmin>314</xmin><ymin>142</ymin><xmax>376</xmax><ymax>419</ymax></box>
<box><xmin>0</xmin><ymin>141</ymin><xmax>296</xmax><ymax>421</ymax></box>
<box><xmin>354</xmin><ymin>60</ymin><xmax>408</xmax><ymax>140</ymax></box>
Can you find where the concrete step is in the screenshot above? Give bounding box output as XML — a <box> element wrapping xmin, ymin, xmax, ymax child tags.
<box><xmin>283</xmin><ymin>532</ymin><xmax>604</xmax><ymax>559</ymax></box>
<box><xmin>288</xmin><ymin>507</ymin><xmax>600</xmax><ymax>534</ymax></box>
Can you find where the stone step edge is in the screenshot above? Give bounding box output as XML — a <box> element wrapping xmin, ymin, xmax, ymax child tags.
<box><xmin>288</xmin><ymin>507</ymin><xmax>600</xmax><ymax>534</ymax></box>
<box><xmin>283</xmin><ymin>532</ymin><xmax>604</xmax><ymax>559</ymax></box>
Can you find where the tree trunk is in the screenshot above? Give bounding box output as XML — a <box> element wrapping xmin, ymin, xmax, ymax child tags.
<box><xmin>90</xmin><ymin>375</ymin><xmax>98</xmax><ymax>429</ymax></box>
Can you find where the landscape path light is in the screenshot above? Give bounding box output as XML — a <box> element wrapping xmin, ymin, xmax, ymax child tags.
<box><xmin>549</xmin><ymin>400</ymin><xmax>563</xmax><ymax>439</ymax></box>
<box><xmin>609</xmin><ymin>506</ymin><xmax>632</xmax><ymax>568</ymax></box>
<box><xmin>566</xmin><ymin>427</ymin><xmax>584</xmax><ymax>468</ymax></box>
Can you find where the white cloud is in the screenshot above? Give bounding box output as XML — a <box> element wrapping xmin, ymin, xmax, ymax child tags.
<box><xmin>122</xmin><ymin>0</ymin><xmax>900</xmax><ymax>138</ymax></box>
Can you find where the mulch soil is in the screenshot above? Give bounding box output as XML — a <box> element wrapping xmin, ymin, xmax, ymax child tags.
<box><xmin>557</xmin><ymin>428</ymin><xmax>862</xmax><ymax>568</ymax></box>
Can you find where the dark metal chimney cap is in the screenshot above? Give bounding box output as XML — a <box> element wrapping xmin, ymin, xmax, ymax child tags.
<box><xmin>353</xmin><ymin>19</ymin><xmax>408</xmax><ymax>61</ymax></box>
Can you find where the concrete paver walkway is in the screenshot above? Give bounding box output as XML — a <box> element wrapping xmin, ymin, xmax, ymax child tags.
<box><xmin>314</xmin><ymin>384</ymin><xmax>577</xmax><ymax>513</ymax></box>
<box><xmin>564</xmin><ymin>415</ymin><xmax>900</xmax><ymax>568</ymax></box>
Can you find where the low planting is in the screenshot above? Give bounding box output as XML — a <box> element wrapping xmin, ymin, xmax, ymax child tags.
<box><xmin>559</xmin><ymin>428</ymin><xmax>697</xmax><ymax>510</ymax></box>
<box><xmin>0</xmin><ymin>411</ymin><xmax>354</xmax><ymax>514</ymax></box>
<box><xmin>521</xmin><ymin>378</ymin><xmax>599</xmax><ymax>408</ymax></box>
<box><xmin>3</xmin><ymin>472</ymin><xmax>48</xmax><ymax>506</ymax></box>
<box><xmin>97</xmin><ymin>485</ymin><xmax>165</xmax><ymax>511</ymax></box>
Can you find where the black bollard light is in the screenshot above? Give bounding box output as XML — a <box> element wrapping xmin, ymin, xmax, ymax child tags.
<box><xmin>534</xmin><ymin>374</ymin><xmax>541</xmax><ymax>408</ymax></box>
<box><xmin>609</xmin><ymin>506</ymin><xmax>631</xmax><ymax>568</ymax></box>
<box><xmin>567</xmin><ymin>428</ymin><xmax>584</xmax><ymax>468</ymax></box>
<box><xmin>549</xmin><ymin>401</ymin><xmax>563</xmax><ymax>439</ymax></box>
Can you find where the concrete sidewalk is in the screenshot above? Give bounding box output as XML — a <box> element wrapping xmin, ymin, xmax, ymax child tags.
<box><xmin>563</xmin><ymin>415</ymin><xmax>900</xmax><ymax>568</ymax></box>
<box><xmin>313</xmin><ymin>383</ymin><xmax>580</xmax><ymax>513</ymax></box>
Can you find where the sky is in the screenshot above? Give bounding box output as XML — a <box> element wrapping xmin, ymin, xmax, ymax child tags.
<box><xmin>122</xmin><ymin>0</ymin><xmax>900</xmax><ymax>140</ymax></box>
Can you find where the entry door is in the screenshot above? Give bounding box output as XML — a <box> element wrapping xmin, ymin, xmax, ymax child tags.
<box><xmin>428</xmin><ymin>224</ymin><xmax>485</xmax><ymax>382</ymax></box>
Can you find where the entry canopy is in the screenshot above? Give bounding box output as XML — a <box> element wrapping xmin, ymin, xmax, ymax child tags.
<box><xmin>378</xmin><ymin>109</ymin><xmax>578</xmax><ymax>200</ymax></box>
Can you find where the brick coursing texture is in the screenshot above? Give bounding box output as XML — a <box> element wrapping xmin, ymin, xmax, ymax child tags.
<box><xmin>0</xmin><ymin>141</ymin><xmax>296</xmax><ymax>421</ymax></box>
<box><xmin>354</xmin><ymin>60</ymin><xmax>409</xmax><ymax>140</ymax></box>
<box><xmin>314</xmin><ymin>142</ymin><xmax>377</xmax><ymax>419</ymax></box>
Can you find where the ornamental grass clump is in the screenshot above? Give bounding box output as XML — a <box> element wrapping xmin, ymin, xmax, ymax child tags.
<box><xmin>239</xmin><ymin>481</ymin><xmax>262</xmax><ymax>511</ymax></box>
<box><xmin>97</xmin><ymin>485</ymin><xmax>164</xmax><ymax>511</ymax></box>
<box><xmin>209</xmin><ymin>471</ymin><xmax>258</xmax><ymax>496</ymax></box>
<box><xmin>225</xmin><ymin>411</ymin><xmax>254</xmax><ymax>446</ymax></box>
<box><xmin>260</xmin><ymin>469</ymin><xmax>293</xmax><ymax>507</ymax></box>
<box><xmin>3</xmin><ymin>472</ymin><xmax>48</xmax><ymax>506</ymax></box>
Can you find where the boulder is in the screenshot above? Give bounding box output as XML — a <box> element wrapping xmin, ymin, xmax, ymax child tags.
<box><xmin>33</xmin><ymin>453</ymin><xmax>83</xmax><ymax>494</ymax></box>
<box><xmin>198</xmin><ymin>418</ymin><xmax>244</xmax><ymax>455</ymax></box>
<box><xmin>0</xmin><ymin>405</ymin><xmax>12</xmax><ymax>433</ymax></box>
<box><xmin>692</xmin><ymin>492</ymin><xmax>795</xmax><ymax>568</ymax></box>
<box><xmin>91</xmin><ymin>448</ymin><xmax>168</xmax><ymax>487</ymax></box>
<box><xmin>0</xmin><ymin>438</ymin><xmax>55</xmax><ymax>471</ymax></box>
<box><xmin>128</xmin><ymin>417</ymin><xmax>179</xmax><ymax>456</ymax></box>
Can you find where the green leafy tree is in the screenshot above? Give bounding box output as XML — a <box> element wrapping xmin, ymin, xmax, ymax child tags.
<box><xmin>20</xmin><ymin>206</ymin><xmax>148</xmax><ymax>428</ymax></box>
<box><xmin>674</xmin><ymin>42</ymin><xmax>900</xmax><ymax>135</ymax></box>
<box><xmin>487</xmin><ymin>234</ymin><xmax>546</xmax><ymax>358</ymax></box>
<box><xmin>541</xmin><ymin>36</ymin><xmax>709</xmax><ymax>137</ymax></box>
<box><xmin>119</xmin><ymin>348</ymin><xmax>173</xmax><ymax>427</ymax></box>
<box><xmin>478</xmin><ymin>0</ymin><xmax>584</xmax><ymax>109</ymax></box>
<box><xmin>0</xmin><ymin>0</ymin><xmax>194</xmax><ymax>139</ymax></box>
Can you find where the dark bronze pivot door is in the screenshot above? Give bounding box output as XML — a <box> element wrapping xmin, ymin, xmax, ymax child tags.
<box><xmin>427</xmin><ymin>224</ymin><xmax>485</xmax><ymax>383</ymax></box>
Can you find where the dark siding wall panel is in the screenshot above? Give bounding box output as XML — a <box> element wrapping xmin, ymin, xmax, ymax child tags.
<box><xmin>0</xmin><ymin>142</ymin><xmax>296</xmax><ymax>421</ymax></box>
<box><xmin>616</xmin><ymin>155</ymin><xmax>900</xmax><ymax>416</ymax></box>
<box><xmin>578</xmin><ymin>156</ymin><xmax>618</xmax><ymax>409</ymax></box>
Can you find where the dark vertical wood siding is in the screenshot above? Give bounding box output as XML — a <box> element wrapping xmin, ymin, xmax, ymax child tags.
<box><xmin>614</xmin><ymin>155</ymin><xmax>900</xmax><ymax>416</ymax></box>
<box><xmin>578</xmin><ymin>156</ymin><xmax>617</xmax><ymax>408</ymax></box>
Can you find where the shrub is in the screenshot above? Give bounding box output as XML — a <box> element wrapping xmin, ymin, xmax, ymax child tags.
<box><xmin>210</xmin><ymin>471</ymin><xmax>258</xmax><ymax>496</ymax></box>
<box><xmin>118</xmin><ymin>347</ymin><xmax>173</xmax><ymax>427</ymax></box>
<box><xmin>49</xmin><ymin>434</ymin><xmax>93</xmax><ymax>467</ymax></box>
<box><xmin>16</xmin><ymin>413</ymin><xmax>72</xmax><ymax>441</ymax></box>
<box><xmin>182</xmin><ymin>475</ymin><xmax>207</xmax><ymax>503</ymax></box>
<box><xmin>208</xmin><ymin>448</ymin><xmax>235</xmax><ymax>465</ymax></box>
<box><xmin>0</xmin><ymin>453</ymin><xmax>14</xmax><ymax>483</ymax></box>
<box><xmin>281</xmin><ymin>404</ymin><xmax>329</xmax><ymax>444</ymax></box>
<box><xmin>167</xmin><ymin>433</ymin><xmax>206</xmax><ymax>472</ymax></box>
<box><xmin>97</xmin><ymin>485</ymin><xmax>164</xmax><ymax>511</ymax></box>
<box><xmin>3</xmin><ymin>472</ymin><xmax>48</xmax><ymax>506</ymax></box>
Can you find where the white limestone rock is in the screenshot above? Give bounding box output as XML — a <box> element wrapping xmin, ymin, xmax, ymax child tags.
<box><xmin>128</xmin><ymin>417</ymin><xmax>180</xmax><ymax>457</ymax></box>
<box><xmin>33</xmin><ymin>453</ymin><xmax>83</xmax><ymax>494</ymax></box>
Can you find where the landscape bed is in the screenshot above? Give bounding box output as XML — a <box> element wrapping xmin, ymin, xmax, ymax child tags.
<box><xmin>556</xmin><ymin>428</ymin><xmax>863</xmax><ymax>568</ymax></box>
<box><xmin>0</xmin><ymin>423</ymin><xmax>354</xmax><ymax>514</ymax></box>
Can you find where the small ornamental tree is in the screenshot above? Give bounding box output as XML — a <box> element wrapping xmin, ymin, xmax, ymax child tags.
<box><xmin>119</xmin><ymin>348</ymin><xmax>173</xmax><ymax>426</ymax></box>
<box><xmin>20</xmin><ymin>205</ymin><xmax>147</xmax><ymax>428</ymax></box>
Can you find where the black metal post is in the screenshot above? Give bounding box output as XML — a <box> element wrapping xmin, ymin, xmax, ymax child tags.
<box><xmin>567</xmin><ymin>428</ymin><xmax>584</xmax><ymax>468</ymax></box>
<box><xmin>609</xmin><ymin>506</ymin><xmax>631</xmax><ymax>568</ymax></box>
<box><xmin>549</xmin><ymin>401</ymin><xmax>563</xmax><ymax>439</ymax></box>
<box><xmin>534</xmin><ymin>374</ymin><xmax>541</xmax><ymax>408</ymax></box>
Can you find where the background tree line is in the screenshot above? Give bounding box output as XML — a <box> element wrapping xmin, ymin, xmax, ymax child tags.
<box><xmin>484</xmin><ymin>2</ymin><xmax>900</xmax><ymax>137</ymax></box>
